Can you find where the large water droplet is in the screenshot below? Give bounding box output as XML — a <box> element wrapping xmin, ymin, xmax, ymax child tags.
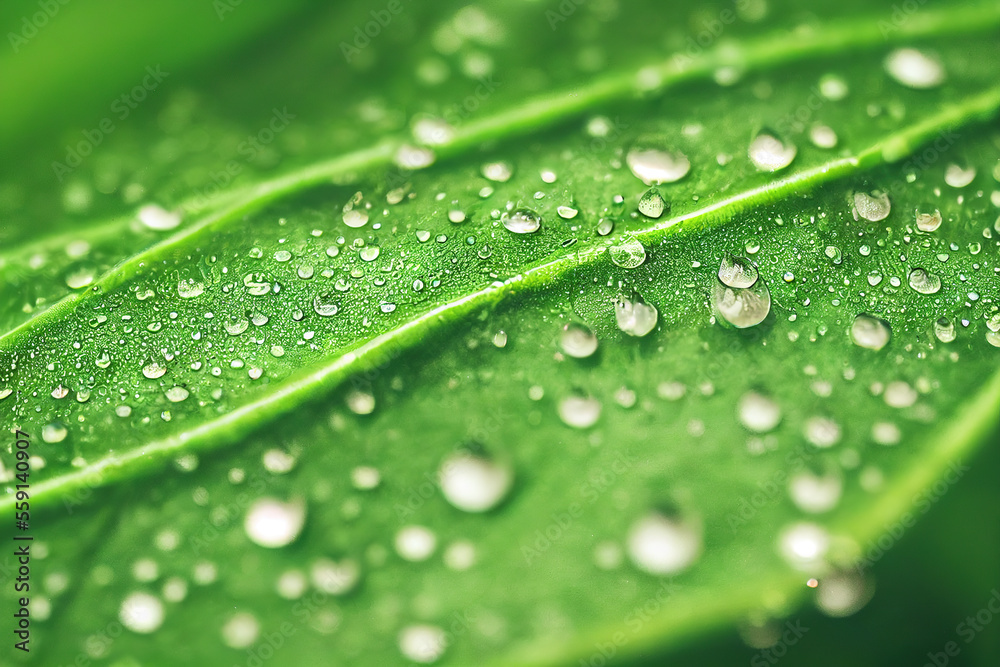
<box><xmin>501</xmin><ymin>208</ymin><xmax>541</xmax><ymax>234</ymax></box>
<box><xmin>313</xmin><ymin>293</ymin><xmax>340</xmax><ymax>317</ymax></box>
<box><xmin>850</xmin><ymin>314</ymin><xmax>891</xmax><ymax>351</ymax></box>
<box><xmin>399</xmin><ymin>624</ymin><xmax>447</xmax><ymax>663</ymax></box>
<box><xmin>933</xmin><ymin>317</ymin><xmax>956</xmax><ymax>343</ymax></box>
<box><xmin>718</xmin><ymin>255</ymin><xmax>758</xmax><ymax>288</ymax></box>
<box><xmin>560</xmin><ymin>322</ymin><xmax>598</xmax><ymax>358</ymax></box>
<box><xmin>626</xmin><ymin>511</ymin><xmax>702</xmax><ymax>575</ymax></box>
<box><xmin>625</xmin><ymin>147</ymin><xmax>690</xmax><ymax>185</ymax></box>
<box><xmin>558</xmin><ymin>394</ymin><xmax>601</xmax><ymax>428</ymax></box>
<box><xmin>137</xmin><ymin>204</ymin><xmax>181</xmax><ymax>231</ymax></box>
<box><xmin>395</xmin><ymin>525</ymin><xmax>437</xmax><ymax>561</ymax></box>
<box><xmin>438</xmin><ymin>449</ymin><xmax>513</xmax><ymax>512</ymax></box>
<box><xmin>908</xmin><ymin>268</ymin><xmax>941</xmax><ymax>295</ymax></box>
<box><xmin>884</xmin><ymin>48</ymin><xmax>945</xmax><ymax>89</ymax></box>
<box><xmin>614</xmin><ymin>294</ymin><xmax>658</xmax><ymax>336</ymax></box>
<box><xmin>610</xmin><ymin>238</ymin><xmax>647</xmax><ymax>268</ymax></box>
<box><xmin>637</xmin><ymin>187</ymin><xmax>667</xmax><ymax>218</ymax></box>
<box><xmin>142</xmin><ymin>361</ymin><xmax>167</xmax><ymax>379</ymax></box>
<box><xmin>120</xmin><ymin>592</ymin><xmax>165</xmax><ymax>634</ymax></box>
<box><xmin>915</xmin><ymin>207</ymin><xmax>942</xmax><ymax>232</ymax></box>
<box><xmin>737</xmin><ymin>392</ymin><xmax>782</xmax><ymax>433</ymax></box>
<box><xmin>244</xmin><ymin>497</ymin><xmax>306</xmax><ymax>548</ymax></box>
<box><xmin>714</xmin><ymin>278</ymin><xmax>771</xmax><ymax>328</ymax></box>
<box><xmin>778</xmin><ymin>522</ymin><xmax>829</xmax><ymax>570</ymax></box>
<box><xmin>851</xmin><ymin>190</ymin><xmax>891</xmax><ymax>221</ymax></box>
<box><xmin>748</xmin><ymin>129</ymin><xmax>796</xmax><ymax>171</ymax></box>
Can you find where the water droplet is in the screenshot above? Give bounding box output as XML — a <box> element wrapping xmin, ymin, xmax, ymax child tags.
<box><xmin>222</xmin><ymin>612</ymin><xmax>260</xmax><ymax>649</ymax></box>
<box><xmin>41</xmin><ymin>423</ymin><xmax>68</xmax><ymax>443</ymax></box>
<box><xmin>412</xmin><ymin>116</ymin><xmax>455</xmax><ymax>145</ymax></box>
<box><xmin>627</xmin><ymin>511</ymin><xmax>702</xmax><ymax>575</ymax></box>
<box><xmin>351</xmin><ymin>466</ymin><xmax>381</xmax><ymax>490</ymax></box>
<box><xmin>443</xmin><ymin>541</ymin><xmax>477</xmax><ymax>571</ymax></box>
<box><xmin>851</xmin><ymin>190</ymin><xmax>891</xmax><ymax>221</ymax></box>
<box><xmin>933</xmin><ymin>317</ymin><xmax>956</xmax><ymax>343</ymax></box>
<box><xmin>438</xmin><ymin>449</ymin><xmax>513</xmax><ymax>512</ymax></box>
<box><xmin>395</xmin><ymin>144</ymin><xmax>435</xmax><ymax>170</ymax></box>
<box><xmin>850</xmin><ymin>314</ymin><xmax>891</xmax><ymax>351</ymax></box>
<box><xmin>558</xmin><ymin>394</ymin><xmax>601</xmax><ymax>428</ymax></box>
<box><xmin>501</xmin><ymin>208</ymin><xmax>541</xmax><ymax>234</ymax></box>
<box><xmin>165</xmin><ymin>387</ymin><xmax>189</xmax><ymax>403</ymax></box>
<box><xmin>137</xmin><ymin>204</ymin><xmax>181</xmax><ymax>231</ymax></box>
<box><xmin>944</xmin><ymin>164</ymin><xmax>976</xmax><ymax>188</ymax></box>
<box><xmin>714</xmin><ymin>278</ymin><xmax>771</xmax><ymax>328</ymax></box>
<box><xmin>915</xmin><ymin>208</ymin><xmax>942</xmax><ymax>232</ymax></box>
<box><xmin>610</xmin><ymin>238</ymin><xmax>646</xmax><ymax>268</ymax></box>
<box><xmin>244</xmin><ymin>497</ymin><xmax>306</xmax><ymax>548</ymax></box>
<box><xmin>779</xmin><ymin>522</ymin><xmax>830</xmax><ymax>570</ymax></box>
<box><xmin>65</xmin><ymin>266</ymin><xmax>95</xmax><ymax>289</ymax></box>
<box><xmin>718</xmin><ymin>255</ymin><xmax>758</xmax><ymax>288</ymax></box>
<box><xmin>492</xmin><ymin>330</ymin><xmax>507</xmax><ymax>348</ymax></box>
<box><xmin>908</xmin><ymin>268</ymin><xmax>941</xmax><ymax>295</ymax></box>
<box><xmin>119</xmin><ymin>591</ymin><xmax>165</xmax><ymax>633</ymax></box>
<box><xmin>816</xmin><ymin>572</ymin><xmax>874</xmax><ymax>618</ymax></box>
<box><xmin>223</xmin><ymin>317</ymin><xmax>249</xmax><ymax>335</ymax></box>
<box><xmin>737</xmin><ymin>392</ymin><xmax>782</xmax><ymax>433</ymax></box>
<box><xmin>311</xmin><ymin>558</ymin><xmax>360</xmax><ymax>595</ymax></box>
<box><xmin>142</xmin><ymin>361</ymin><xmax>167</xmax><ymax>379</ymax></box>
<box><xmin>884</xmin><ymin>48</ymin><xmax>945</xmax><ymax>89</ymax></box>
<box><xmin>560</xmin><ymin>322</ymin><xmax>598</xmax><ymax>358</ymax></box>
<box><xmin>243</xmin><ymin>273</ymin><xmax>272</xmax><ymax>296</ymax></box>
<box><xmin>447</xmin><ymin>209</ymin><xmax>466</xmax><ymax>223</ymax></box>
<box><xmin>625</xmin><ymin>147</ymin><xmax>690</xmax><ymax>185</ymax></box>
<box><xmin>614</xmin><ymin>294</ymin><xmax>658</xmax><ymax>336</ymax></box>
<box><xmin>809</xmin><ymin>124</ymin><xmax>838</xmax><ymax>149</ymax></box>
<box><xmin>557</xmin><ymin>205</ymin><xmax>578</xmax><ymax>219</ymax></box>
<box><xmin>399</xmin><ymin>624</ymin><xmax>447</xmax><ymax>664</ymax></box>
<box><xmin>884</xmin><ymin>381</ymin><xmax>917</xmax><ymax>408</ymax></box>
<box><xmin>804</xmin><ymin>416</ymin><xmax>841</xmax><ymax>448</ymax></box>
<box><xmin>789</xmin><ymin>470</ymin><xmax>842</xmax><ymax>514</ymax></box>
<box><xmin>346</xmin><ymin>389</ymin><xmax>375</xmax><ymax>415</ymax></box>
<box><xmin>748</xmin><ymin>129</ymin><xmax>796</xmax><ymax>171</ymax></box>
<box><xmin>343</xmin><ymin>209</ymin><xmax>369</xmax><ymax>228</ymax></box>
<box><xmin>872</xmin><ymin>421</ymin><xmax>902</xmax><ymax>445</ymax></box>
<box><xmin>177</xmin><ymin>279</ymin><xmax>205</xmax><ymax>298</ymax></box>
<box><xmin>395</xmin><ymin>525</ymin><xmax>437</xmax><ymax>561</ymax></box>
<box><xmin>481</xmin><ymin>161</ymin><xmax>513</xmax><ymax>182</ymax></box>
<box><xmin>360</xmin><ymin>246</ymin><xmax>380</xmax><ymax>262</ymax></box>
<box><xmin>313</xmin><ymin>293</ymin><xmax>340</xmax><ymax>317</ymax></box>
<box><xmin>637</xmin><ymin>187</ymin><xmax>667</xmax><ymax>218</ymax></box>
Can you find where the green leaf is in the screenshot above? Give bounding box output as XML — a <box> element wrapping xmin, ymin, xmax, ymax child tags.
<box><xmin>2</xmin><ymin>1</ymin><xmax>1000</xmax><ymax>665</ymax></box>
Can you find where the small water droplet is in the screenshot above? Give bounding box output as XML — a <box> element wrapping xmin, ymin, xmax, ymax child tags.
<box><xmin>610</xmin><ymin>238</ymin><xmax>646</xmax><ymax>268</ymax></box>
<box><xmin>41</xmin><ymin>423</ymin><xmax>68</xmax><ymax>443</ymax></box>
<box><xmin>399</xmin><ymin>624</ymin><xmax>447</xmax><ymax>664</ymax></box>
<box><xmin>244</xmin><ymin>497</ymin><xmax>306</xmax><ymax>548</ymax></box>
<box><xmin>438</xmin><ymin>449</ymin><xmax>513</xmax><ymax>512</ymax></box>
<box><xmin>560</xmin><ymin>322</ymin><xmax>598</xmax><ymax>358</ymax></box>
<box><xmin>884</xmin><ymin>48</ymin><xmax>945</xmax><ymax>89</ymax></box>
<box><xmin>915</xmin><ymin>207</ymin><xmax>942</xmax><ymax>232</ymax></box>
<box><xmin>481</xmin><ymin>161</ymin><xmax>513</xmax><ymax>182</ymax></box>
<box><xmin>395</xmin><ymin>525</ymin><xmax>437</xmax><ymax>561</ymax></box>
<box><xmin>627</xmin><ymin>511</ymin><xmax>702</xmax><ymax>575</ymax></box>
<box><xmin>142</xmin><ymin>361</ymin><xmax>167</xmax><ymax>379</ymax></box>
<box><xmin>558</xmin><ymin>394</ymin><xmax>601</xmax><ymax>428</ymax></box>
<box><xmin>637</xmin><ymin>187</ymin><xmax>667</xmax><ymax>218</ymax></box>
<box><xmin>626</xmin><ymin>147</ymin><xmax>690</xmax><ymax>185</ymax></box>
<box><xmin>165</xmin><ymin>387</ymin><xmax>190</xmax><ymax>403</ymax></box>
<box><xmin>614</xmin><ymin>294</ymin><xmax>658</xmax><ymax>336</ymax></box>
<box><xmin>851</xmin><ymin>190</ymin><xmax>891</xmax><ymax>222</ymax></box>
<box><xmin>120</xmin><ymin>592</ymin><xmax>165</xmax><ymax>634</ymax></box>
<box><xmin>137</xmin><ymin>204</ymin><xmax>181</xmax><ymax>231</ymax></box>
<box><xmin>737</xmin><ymin>392</ymin><xmax>782</xmax><ymax>433</ymax></box>
<box><xmin>908</xmin><ymin>268</ymin><xmax>941</xmax><ymax>295</ymax></box>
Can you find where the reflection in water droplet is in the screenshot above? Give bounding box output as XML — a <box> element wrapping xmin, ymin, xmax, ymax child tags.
<box><xmin>438</xmin><ymin>450</ymin><xmax>513</xmax><ymax>512</ymax></box>
<box><xmin>627</xmin><ymin>511</ymin><xmax>702</xmax><ymax>575</ymax></box>
<box><xmin>933</xmin><ymin>317</ymin><xmax>955</xmax><ymax>343</ymax></box>
<box><xmin>177</xmin><ymin>279</ymin><xmax>205</xmax><ymax>298</ymax></box>
<box><xmin>626</xmin><ymin>147</ymin><xmax>690</xmax><ymax>185</ymax></box>
<box><xmin>850</xmin><ymin>314</ymin><xmax>891</xmax><ymax>351</ymax></box>
<box><xmin>718</xmin><ymin>255</ymin><xmax>758</xmax><ymax>288</ymax></box>
<box><xmin>908</xmin><ymin>268</ymin><xmax>941</xmax><ymax>295</ymax></box>
<box><xmin>501</xmin><ymin>208</ymin><xmax>541</xmax><ymax>234</ymax></box>
<box><xmin>610</xmin><ymin>238</ymin><xmax>646</xmax><ymax>268</ymax></box>
<box><xmin>142</xmin><ymin>361</ymin><xmax>167</xmax><ymax>379</ymax></box>
<box><xmin>714</xmin><ymin>278</ymin><xmax>770</xmax><ymax>328</ymax></box>
<box><xmin>614</xmin><ymin>294</ymin><xmax>658</xmax><ymax>336</ymax></box>
<box><xmin>851</xmin><ymin>190</ymin><xmax>890</xmax><ymax>222</ymax></box>
<box><xmin>748</xmin><ymin>129</ymin><xmax>796</xmax><ymax>171</ymax></box>
<box><xmin>560</xmin><ymin>322</ymin><xmax>598</xmax><ymax>358</ymax></box>
<box><xmin>244</xmin><ymin>497</ymin><xmax>306</xmax><ymax>548</ymax></box>
<box><xmin>637</xmin><ymin>187</ymin><xmax>667</xmax><ymax>218</ymax></box>
<box><xmin>915</xmin><ymin>208</ymin><xmax>942</xmax><ymax>232</ymax></box>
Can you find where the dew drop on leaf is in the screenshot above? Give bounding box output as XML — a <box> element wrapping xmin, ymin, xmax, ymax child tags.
<box><xmin>243</xmin><ymin>497</ymin><xmax>306</xmax><ymax>548</ymax></box>
<box><xmin>884</xmin><ymin>47</ymin><xmax>945</xmax><ymax>89</ymax></box>
<box><xmin>560</xmin><ymin>322</ymin><xmax>598</xmax><ymax>358</ymax></box>
<box><xmin>907</xmin><ymin>268</ymin><xmax>942</xmax><ymax>295</ymax></box>
<box><xmin>849</xmin><ymin>314</ymin><xmax>891</xmax><ymax>351</ymax></box>
<box><xmin>637</xmin><ymin>187</ymin><xmax>667</xmax><ymax>218</ymax></box>
<box><xmin>398</xmin><ymin>624</ymin><xmax>447</xmax><ymax>664</ymax></box>
<box><xmin>748</xmin><ymin>129</ymin><xmax>796</xmax><ymax>171</ymax></box>
<box><xmin>438</xmin><ymin>449</ymin><xmax>513</xmax><ymax>512</ymax></box>
<box><xmin>501</xmin><ymin>208</ymin><xmax>541</xmax><ymax>234</ymax></box>
<box><xmin>718</xmin><ymin>255</ymin><xmax>758</xmax><ymax>288</ymax></box>
<box><xmin>625</xmin><ymin>147</ymin><xmax>690</xmax><ymax>185</ymax></box>
<box><xmin>609</xmin><ymin>237</ymin><xmax>646</xmax><ymax>269</ymax></box>
<box><xmin>119</xmin><ymin>592</ymin><xmax>165</xmax><ymax>634</ymax></box>
<box><xmin>395</xmin><ymin>525</ymin><xmax>437</xmax><ymax>561</ymax></box>
<box><xmin>626</xmin><ymin>511</ymin><xmax>702</xmax><ymax>575</ymax></box>
<box><xmin>614</xmin><ymin>294</ymin><xmax>658</xmax><ymax>336</ymax></box>
<box><xmin>557</xmin><ymin>394</ymin><xmax>601</xmax><ymax>429</ymax></box>
<box><xmin>737</xmin><ymin>392</ymin><xmax>782</xmax><ymax>433</ymax></box>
